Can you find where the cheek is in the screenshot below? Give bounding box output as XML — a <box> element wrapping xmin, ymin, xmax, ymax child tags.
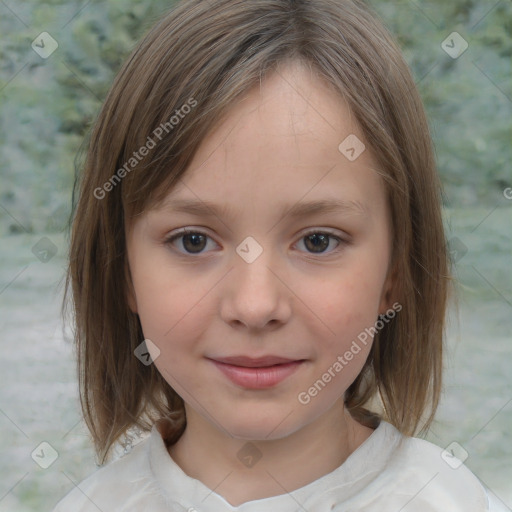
<box><xmin>131</xmin><ymin>271</ymin><xmax>171</xmax><ymax>339</ymax></box>
<box><xmin>135</xmin><ymin>282</ymin><xmax>204</xmax><ymax>342</ymax></box>
<box><xmin>307</xmin><ymin>267</ymin><xmax>384</xmax><ymax>338</ymax></box>
<box><xmin>293</xmin><ymin>262</ymin><xmax>385</xmax><ymax>397</ymax></box>
<box><xmin>135</xmin><ymin>284</ymin><xmax>205</xmax><ymax>392</ymax></box>
<box><xmin>129</xmin><ymin>243</ymin><xmax>205</xmax><ymax>338</ymax></box>
<box><xmin>130</xmin><ymin>265</ymin><xmax>217</xmax><ymax>381</ymax></box>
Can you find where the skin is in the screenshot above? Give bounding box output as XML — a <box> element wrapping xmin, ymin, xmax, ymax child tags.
<box><xmin>126</xmin><ymin>59</ymin><xmax>395</xmax><ymax>506</ymax></box>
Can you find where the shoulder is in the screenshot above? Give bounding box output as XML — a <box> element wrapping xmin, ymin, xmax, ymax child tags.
<box><xmin>353</xmin><ymin>422</ymin><xmax>498</xmax><ymax>511</ymax></box>
<box><xmin>52</xmin><ymin>437</ymin><xmax>169</xmax><ymax>512</ymax></box>
<box><xmin>402</xmin><ymin>436</ymin><xmax>509</xmax><ymax>512</ymax></box>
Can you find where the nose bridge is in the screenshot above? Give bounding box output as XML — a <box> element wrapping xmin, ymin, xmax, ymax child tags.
<box><xmin>221</xmin><ymin>235</ymin><xmax>289</xmax><ymax>328</ymax></box>
<box><xmin>233</xmin><ymin>234</ymin><xmax>280</xmax><ymax>294</ymax></box>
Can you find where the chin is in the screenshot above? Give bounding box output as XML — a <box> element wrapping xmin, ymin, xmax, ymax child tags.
<box><xmin>219</xmin><ymin>408</ymin><xmax>303</xmax><ymax>441</ymax></box>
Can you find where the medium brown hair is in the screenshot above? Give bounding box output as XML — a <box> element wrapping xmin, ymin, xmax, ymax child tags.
<box><xmin>63</xmin><ymin>0</ymin><xmax>449</xmax><ymax>464</ymax></box>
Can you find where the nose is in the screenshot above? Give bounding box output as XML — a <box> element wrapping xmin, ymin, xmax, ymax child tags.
<box><xmin>219</xmin><ymin>247</ymin><xmax>292</xmax><ymax>331</ymax></box>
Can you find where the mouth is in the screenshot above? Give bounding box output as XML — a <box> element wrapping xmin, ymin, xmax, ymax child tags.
<box><xmin>210</xmin><ymin>355</ymin><xmax>304</xmax><ymax>368</ymax></box>
<box><xmin>207</xmin><ymin>356</ymin><xmax>306</xmax><ymax>389</ymax></box>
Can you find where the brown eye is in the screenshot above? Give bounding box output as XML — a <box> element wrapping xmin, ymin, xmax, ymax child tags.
<box><xmin>181</xmin><ymin>232</ymin><xmax>207</xmax><ymax>253</ymax></box>
<box><xmin>165</xmin><ymin>230</ymin><xmax>215</xmax><ymax>255</ymax></box>
<box><xmin>165</xmin><ymin>228</ymin><xmax>347</xmax><ymax>257</ymax></box>
<box><xmin>297</xmin><ymin>231</ymin><xmax>344</xmax><ymax>255</ymax></box>
<box><xmin>304</xmin><ymin>233</ymin><xmax>329</xmax><ymax>253</ymax></box>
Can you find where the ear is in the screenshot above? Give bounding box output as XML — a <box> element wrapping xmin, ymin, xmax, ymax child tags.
<box><xmin>125</xmin><ymin>258</ymin><xmax>138</xmax><ymax>314</ymax></box>
<box><xmin>378</xmin><ymin>262</ymin><xmax>398</xmax><ymax>316</ymax></box>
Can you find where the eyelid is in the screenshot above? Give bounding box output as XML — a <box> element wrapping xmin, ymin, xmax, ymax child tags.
<box><xmin>300</xmin><ymin>227</ymin><xmax>347</xmax><ymax>239</ymax></box>
<box><xmin>296</xmin><ymin>229</ymin><xmax>347</xmax><ymax>256</ymax></box>
<box><xmin>164</xmin><ymin>226</ymin><xmax>350</xmax><ymax>256</ymax></box>
<box><xmin>163</xmin><ymin>227</ymin><xmax>220</xmax><ymax>255</ymax></box>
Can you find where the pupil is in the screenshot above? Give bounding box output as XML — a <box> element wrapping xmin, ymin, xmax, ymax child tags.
<box><xmin>306</xmin><ymin>234</ymin><xmax>328</xmax><ymax>253</ymax></box>
<box><xmin>184</xmin><ymin>233</ymin><xmax>205</xmax><ymax>253</ymax></box>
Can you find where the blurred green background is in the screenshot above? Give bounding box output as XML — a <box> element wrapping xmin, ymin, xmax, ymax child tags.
<box><xmin>0</xmin><ymin>0</ymin><xmax>510</xmax><ymax>511</ymax></box>
<box><xmin>0</xmin><ymin>0</ymin><xmax>510</xmax><ymax>233</ymax></box>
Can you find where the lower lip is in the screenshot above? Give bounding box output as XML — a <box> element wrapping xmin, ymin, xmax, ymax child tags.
<box><xmin>210</xmin><ymin>360</ymin><xmax>304</xmax><ymax>389</ymax></box>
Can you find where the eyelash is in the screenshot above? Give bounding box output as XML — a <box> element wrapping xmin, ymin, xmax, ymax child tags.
<box><xmin>164</xmin><ymin>228</ymin><xmax>348</xmax><ymax>257</ymax></box>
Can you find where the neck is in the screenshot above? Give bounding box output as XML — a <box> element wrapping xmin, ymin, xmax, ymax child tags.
<box><xmin>167</xmin><ymin>399</ymin><xmax>374</xmax><ymax>507</ymax></box>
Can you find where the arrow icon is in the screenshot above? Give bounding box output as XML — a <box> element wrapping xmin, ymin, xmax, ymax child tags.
<box><xmin>338</xmin><ymin>134</ymin><xmax>365</xmax><ymax>161</ymax></box>
<box><xmin>236</xmin><ymin>237</ymin><xmax>263</xmax><ymax>263</ymax></box>
<box><xmin>441</xmin><ymin>32</ymin><xmax>468</xmax><ymax>59</ymax></box>
<box><xmin>237</xmin><ymin>442</ymin><xmax>263</xmax><ymax>467</ymax></box>
<box><xmin>32</xmin><ymin>236</ymin><xmax>58</xmax><ymax>262</ymax></box>
<box><xmin>135</xmin><ymin>339</ymin><xmax>160</xmax><ymax>365</ymax></box>
<box><xmin>441</xmin><ymin>441</ymin><xmax>468</xmax><ymax>469</ymax></box>
<box><xmin>31</xmin><ymin>441</ymin><xmax>59</xmax><ymax>468</ymax></box>
<box><xmin>31</xmin><ymin>32</ymin><xmax>59</xmax><ymax>59</ymax></box>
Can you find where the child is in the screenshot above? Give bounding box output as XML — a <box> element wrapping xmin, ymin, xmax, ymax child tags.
<box><xmin>55</xmin><ymin>0</ymin><xmax>506</xmax><ymax>510</ymax></box>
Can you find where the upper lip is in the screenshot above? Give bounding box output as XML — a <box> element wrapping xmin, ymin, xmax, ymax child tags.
<box><xmin>209</xmin><ymin>356</ymin><xmax>303</xmax><ymax>368</ymax></box>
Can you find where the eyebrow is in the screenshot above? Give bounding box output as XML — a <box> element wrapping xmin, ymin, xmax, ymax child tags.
<box><xmin>160</xmin><ymin>197</ymin><xmax>369</xmax><ymax>221</ymax></box>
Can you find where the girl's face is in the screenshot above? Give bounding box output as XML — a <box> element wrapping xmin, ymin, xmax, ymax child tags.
<box><xmin>126</xmin><ymin>60</ymin><xmax>395</xmax><ymax>441</ymax></box>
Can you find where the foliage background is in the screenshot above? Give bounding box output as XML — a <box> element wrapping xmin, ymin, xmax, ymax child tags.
<box><xmin>0</xmin><ymin>0</ymin><xmax>511</xmax><ymax>233</ymax></box>
<box><xmin>0</xmin><ymin>0</ymin><xmax>510</xmax><ymax>510</ymax></box>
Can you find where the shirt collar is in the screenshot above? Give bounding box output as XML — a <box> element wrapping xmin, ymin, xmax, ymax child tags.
<box><xmin>148</xmin><ymin>418</ymin><xmax>401</xmax><ymax>512</ymax></box>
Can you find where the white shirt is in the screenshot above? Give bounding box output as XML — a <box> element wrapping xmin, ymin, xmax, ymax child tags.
<box><xmin>53</xmin><ymin>419</ymin><xmax>507</xmax><ymax>511</ymax></box>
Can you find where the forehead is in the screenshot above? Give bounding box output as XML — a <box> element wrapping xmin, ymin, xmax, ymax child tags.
<box><xmin>148</xmin><ymin>61</ymin><xmax>387</xmax><ymax>222</ymax></box>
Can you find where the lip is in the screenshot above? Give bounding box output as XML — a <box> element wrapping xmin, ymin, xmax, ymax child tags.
<box><xmin>211</xmin><ymin>355</ymin><xmax>300</xmax><ymax>368</ymax></box>
<box><xmin>209</xmin><ymin>357</ymin><xmax>305</xmax><ymax>389</ymax></box>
